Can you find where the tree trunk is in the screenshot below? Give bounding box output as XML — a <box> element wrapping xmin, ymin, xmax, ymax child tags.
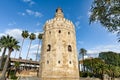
<box><xmin>19</xmin><ymin>38</ymin><xmax>24</xmax><ymax>58</ymax></box>
<box><xmin>34</xmin><ymin>40</ymin><xmax>40</xmax><ymax>71</ymax></box>
<box><xmin>36</xmin><ymin>40</ymin><xmax>40</xmax><ymax>61</ymax></box>
<box><xmin>26</xmin><ymin>40</ymin><xmax>32</xmax><ymax>60</ymax></box>
<box><xmin>0</xmin><ymin>48</ymin><xmax>7</xmax><ymax>70</ymax></box>
<box><xmin>24</xmin><ymin>40</ymin><xmax>32</xmax><ymax>70</ymax></box>
<box><xmin>82</xmin><ymin>54</ymin><xmax>85</xmax><ymax>72</ymax></box>
<box><xmin>0</xmin><ymin>49</ymin><xmax>12</xmax><ymax>80</ymax></box>
<box><xmin>14</xmin><ymin>50</ymin><xmax>17</xmax><ymax>58</ymax></box>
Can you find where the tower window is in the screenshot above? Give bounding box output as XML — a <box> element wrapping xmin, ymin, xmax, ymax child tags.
<box><xmin>68</xmin><ymin>45</ymin><xmax>72</xmax><ymax>52</ymax></box>
<box><xmin>47</xmin><ymin>44</ymin><xmax>51</xmax><ymax>51</ymax></box>
<box><xmin>49</xmin><ymin>31</ymin><xmax>51</xmax><ymax>34</ymax></box>
<box><xmin>68</xmin><ymin>32</ymin><xmax>70</xmax><ymax>35</ymax></box>
<box><xmin>58</xmin><ymin>61</ymin><xmax>60</xmax><ymax>64</ymax></box>
<box><xmin>69</xmin><ymin>61</ymin><xmax>72</xmax><ymax>64</ymax></box>
<box><xmin>58</xmin><ymin>30</ymin><xmax>61</xmax><ymax>33</ymax></box>
<box><xmin>47</xmin><ymin>60</ymin><xmax>49</xmax><ymax>64</ymax></box>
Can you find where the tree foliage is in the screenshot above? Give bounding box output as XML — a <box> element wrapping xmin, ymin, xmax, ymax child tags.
<box><xmin>90</xmin><ymin>0</ymin><xmax>120</xmax><ymax>39</ymax></box>
<box><xmin>99</xmin><ymin>51</ymin><xmax>120</xmax><ymax>66</ymax></box>
<box><xmin>19</xmin><ymin>30</ymin><xmax>29</xmax><ymax>58</ymax></box>
<box><xmin>0</xmin><ymin>35</ymin><xmax>20</xmax><ymax>80</ymax></box>
<box><xmin>79</xmin><ymin>48</ymin><xmax>87</xmax><ymax>72</ymax></box>
<box><xmin>21</xmin><ymin>30</ymin><xmax>29</xmax><ymax>39</ymax></box>
<box><xmin>84</xmin><ymin>57</ymin><xmax>120</xmax><ymax>78</ymax></box>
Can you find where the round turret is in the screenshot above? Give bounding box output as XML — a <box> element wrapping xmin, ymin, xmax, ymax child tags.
<box><xmin>39</xmin><ymin>8</ymin><xmax>79</xmax><ymax>80</ymax></box>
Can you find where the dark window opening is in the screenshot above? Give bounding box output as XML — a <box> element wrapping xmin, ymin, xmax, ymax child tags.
<box><xmin>59</xmin><ymin>30</ymin><xmax>61</xmax><ymax>33</ymax></box>
<box><xmin>47</xmin><ymin>44</ymin><xmax>51</xmax><ymax>51</ymax></box>
<box><xmin>47</xmin><ymin>60</ymin><xmax>49</xmax><ymax>64</ymax></box>
<box><xmin>68</xmin><ymin>32</ymin><xmax>70</xmax><ymax>35</ymax></box>
<box><xmin>69</xmin><ymin>61</ymin><xmax>72</xmax><ymax>64</ymax></box>
<box><xmin>68</xmin><ymin>45</ymin><xmax>72</xmax><ymax>52</ymax></box>
<box><xmin>58</xmin><ymin>61</ymin><xmax>60</xmax><ymax>64</ymax></box>
<box><xmin>49</xmin><ymin>31</ymin><xmax>51</xmax><ymax>34</ymax></box>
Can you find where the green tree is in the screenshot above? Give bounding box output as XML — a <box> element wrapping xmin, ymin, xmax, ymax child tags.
<box><xmin>79</xmin><ymin>48</ymin><xmax>87</xmax><ymax>72</ymax></box>
<box><xmin>36</xmin><ymin>33</ymin><xmax>42</xmax><ymax>61</ymax></box>
<box><xmin>0</xmin><ymin>35</ymin><xmax>8</xmax><ymax>69</ymax></box>
<box><xmin>99</xmin><ymin>51</ymin><xmax>120</xmax><ymax>66</ymax></box>
<box><xmin>14</xmin><ymin>62</ymin><xmax>20</xmax><ymax>74</ymax></box>
<box><xmin>19</xmin><ymin>30</ymin><xmax>29</xmax><ymax>59</ymax></box>
<box><xmin>90</xmin><ymin>0</ymin><xmax>120</xmax><ymax>39</ymax></box>
<box><xmin>0</xmin><ymin>35</ymin><xmax>20</xmax><ymax>80</ymax></box>
<box><xmin>84</xmin><ymin>58</ymin><xmax>107</xmax><ymax>78</ymax></box>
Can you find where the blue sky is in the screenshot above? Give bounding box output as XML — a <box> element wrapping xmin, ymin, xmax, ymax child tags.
<box><xmin>0</xmin><ymin>0</ymin><xmax>120</xmax><ymax>60</ymax></box>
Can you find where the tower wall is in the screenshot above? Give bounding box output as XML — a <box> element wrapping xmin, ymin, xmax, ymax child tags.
<box><xmin>39</xmin><ymin>8</ymin><xmax>79</xmax><ymax>80</ymax></box>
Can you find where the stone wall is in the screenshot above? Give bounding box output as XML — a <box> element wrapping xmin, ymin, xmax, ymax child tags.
<box><xmin>80</xmin><ymin>77</ymin><xmax>120</xmax><ymax>80</ymax></box>
<box><xmin>39</xmin><ymin>8</ymin><xmax>79</xmax><ymax>80</ymax></box>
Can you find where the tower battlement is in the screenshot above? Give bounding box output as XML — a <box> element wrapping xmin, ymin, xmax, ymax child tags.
<box><xmin>44</xmin><ymin>18</ymin><xmax>74</xmax><ymax>31</ymax></box>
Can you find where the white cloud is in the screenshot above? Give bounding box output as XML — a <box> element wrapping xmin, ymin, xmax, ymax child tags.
<box><xmin>87</xmin><ymin>44</ymin><xmax>120</xmax><ymax>55</ymax></box>
<box><xmin>34</xmin><ymin>12</ymin><xmax>42</xmax><ymax>17</ymax></box>
<box><xmin>0</xmin><ymin>33</ymin><xmax>5</xmax><ymax>37</ymax></box>
<box><xmin>18</xmin><ymin>12</ymin><xmax>26</xmax><ymax>16</ymax></box>
<box><xmin>26</xmin><ymin>9</ymin><xmax>43</xmax><ymax>18</ymax></box>
<box><xmin>22</xmin><ymin>0</ymin><xmax>35</xmax><ymax>5</ymax></box>
<box><xmin>18</xmin><ymin>9</ymin><xmax>43</xmax><ymax>18</ymax></box>
<box><xmin>78</xmin><ymin>41</ymin><xmax>84</xmax><ymax>45</ymax></box>
<box><xmin>0</xmin><ymin>28</ymin><xmax>23</xmax><ymax>41</ymax></box>
<box><xmin>36</xmin><ymin>22</ymin><xmax>41</xmax><ymax>26</ymax></box>
<box><xmin>75</xmin><ymin>21</ymin><xmax>80</xmax><ymax>29</ymax></box>
<box><xmin>31</xmin><ymin>44</ymin><xmax>39</xmax><ymax>49</ymax></box>
<box><xmin>29</xmin><ymin>43</ymin><xmax>42</xmax><ymax>57</ymax></box>
<box><xmin>8</xmin><ymin>21</ymin><xmax>16</xmax><ymax>26</ymax></box>
<box><xmin>26</xmin><ymin>9</ymin><xmax>34</xmax><ymax>15</ymax></box>
<box><xmin>88</xmin><ymin>11</ymin><xmax>92</xmax><ymax>17</ymax></box>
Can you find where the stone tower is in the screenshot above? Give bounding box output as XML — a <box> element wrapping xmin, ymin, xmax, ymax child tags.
<box><xmin>39</xmin><ymin>8</ymin><xmax>79</xmax><ymax>80</ymax></box>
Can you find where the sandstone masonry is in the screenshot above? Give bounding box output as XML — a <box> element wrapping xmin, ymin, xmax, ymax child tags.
<box><xmin>39</xmin><ymin>8</ymin><xmax>79</xmax><ymax>80</ymax></box>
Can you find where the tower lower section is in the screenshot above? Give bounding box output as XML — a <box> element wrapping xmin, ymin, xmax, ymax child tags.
<box><xmin>40</xmin><ymin>77</ymin><xmax>79</xmax><ymax>80</ymax></box>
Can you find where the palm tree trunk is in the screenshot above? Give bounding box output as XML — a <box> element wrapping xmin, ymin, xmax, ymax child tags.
<box><xmin>36</xmin><ymin>40</ymin><xmax>40</xmax><ymax>61</ymax></box>
<box><xmin>14</xmin><ymin>50</ymin><xmax>17</xmax><ymax>58</ymax></box>
<box><xmin>26</xmin><ymin>40</ymin><xmax>32</xmax><ymax>60</ymax></box>
<box><xmin>19</xmin><ymin>38</ymin><xmax>24</xmax><ymax>58</ymax></box>
<box><xmin>24</xmin><ymin>40</ymin><xmax>32</xmax><ymax>70</ymax></box>
<box><xmin>82</xmin><ymin>54</ymin><xmax>85</xmax><ymax>72</ymax></box>
<box><xmin>0</xmin><ymin>49</ymin><xmax>12</xmax><ymax>80</ymax></box>
<box><xmin>34</xmin><ymin>40</ymin><xmax>40</xmax><ymax>71</ymax></box>
<box><xmin>0</xmin><ymin>48</ymin><xmax>7</xmax><ymax>69</ymax></box>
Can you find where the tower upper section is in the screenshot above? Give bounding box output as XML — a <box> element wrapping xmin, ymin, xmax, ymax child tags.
<box><xmin>44</xmin><ymin>8</ymin><xmax>75</xmax><ymax>32</ymax></box>
<box><xmin>55</xmin><ymin>7</ymin><xmax>64</xmax><ymax>18</ymax></box>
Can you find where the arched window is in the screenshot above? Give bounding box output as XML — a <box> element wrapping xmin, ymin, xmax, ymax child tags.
<box><xmin>58</xmin><ymin>30</ymin><xmax>61</xmax><ymax>33</ymax></box>
<box><xmin>47</xmin><ymin>60</ymin><xmax>49</xmax><ymax>64</ymax></box>
<box><xmin>68</xmin><ymin>45</ymin><xmax>72</xmax><ymax>52</ymax></box>
<box><xmin>58</xmin><ymin>61</ymin><xmax>60</xmax><ymax>64</ymax></box>
<box><xmin>49</xmin><ymin>31</ymin><xmax>51</xmax><ymax>34</ymax></box>
<box><xmin>69</xmin><ymin>61</ymin><xmax>72</xmax><ymax>64</ymax></box>
<box><xmin>68</xmin><ymin>32</ymin><xmax>70</xmax><ymax>35</ymax></box>
<box><xmin>47</xmin><ymin>44</ymin><xmax>51</xmax><ymax>51</ymax></box>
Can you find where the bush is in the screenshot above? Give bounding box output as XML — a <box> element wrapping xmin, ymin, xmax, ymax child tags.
<box><xmin>9</xmin><ymin>70</ymin><xmax>18</xmax><ymax>79</ymax></box>
<box><xmin>80</xmin><ymin>71</ymin><xmax>94</xmax><ymax>77</ymax></box>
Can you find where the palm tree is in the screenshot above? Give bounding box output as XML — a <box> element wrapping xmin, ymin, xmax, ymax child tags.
<box><xmin>19</xmin><ymin>30</ymin><xmax>29</xmax><ymax>59</ymax></box>
<box><xmin>14</xmin><ymin>62</ymin><xmax>20</xmax><ymax>75</ymax></box>
<box><xmin>25</xmin><ymin>33</ymin><xmax>36</xmax><ymax>70</ymax></box>
<box><xmin>0</xmin><ymin>35</ymin><xmax>12</xmax><ymax>69</ymax></box>
<box><xmin>26</xmin><ymin>33</ymin><xmax>36</xmax><ymax>60</ymax></box>
<box><xmin>0</xmin><ymin>35</ymin><xmax>20</xmax><ymax>80</ymax></box>
<box><xmin>79</xmin><ymin>48</ymin><xmax>87</xmax><ymax>72</ymax></box>
<box><xmin>14</xmin><ymin>50</ymin><xmax>17</xmax><ymax>58</ymax></box>
<box><xmin>36</xmin><ymin>33</ymin><xmax>42</xmax><ymax>61</ymax></box>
